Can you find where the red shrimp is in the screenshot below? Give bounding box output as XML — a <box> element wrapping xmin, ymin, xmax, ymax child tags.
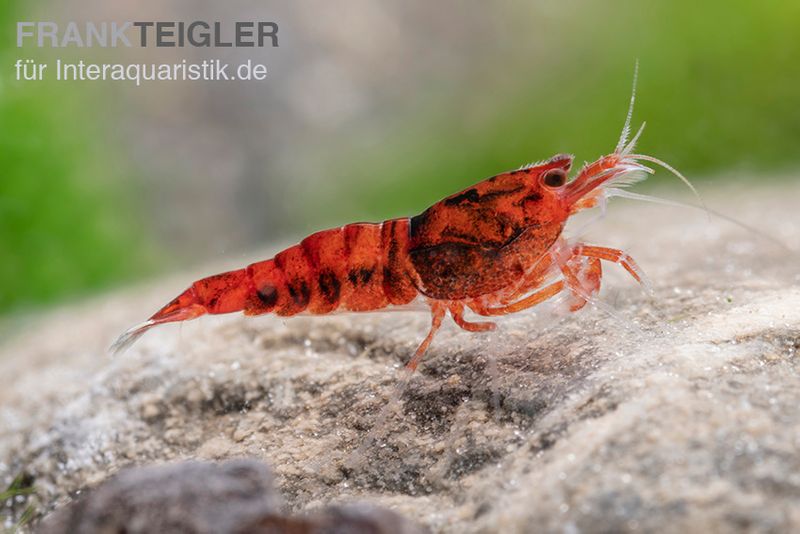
<box><xmin>112</xmin><ymin>65</ymin><xmax>699</xmax><ymax>370</ymax></box>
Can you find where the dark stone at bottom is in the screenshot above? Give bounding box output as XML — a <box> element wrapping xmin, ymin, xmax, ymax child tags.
<box><xmin>37</xmin><ymin>459</ymin><xmax>426</xmax><ymax>534</ymax></box>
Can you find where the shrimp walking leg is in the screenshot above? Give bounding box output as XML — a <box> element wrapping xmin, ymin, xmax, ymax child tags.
<box><xmin>556</xmin><ymin>248</ymin><xmax>643</xmax><ymax>332</ymax></box>
<box><xmin>558</xmin><ymin>254</ymin><xmax>602</xmax><ymax>306</ymax></box>
<box><xmin>449</xmin><ymin>303</ymin><xmax>496</xmax><ymax>332</ymax></box>
<box><xmin>573</xmin><ymin>244</ymin><xmax>651</xmax><ymax>291</ymax></box>
<box><xmin>562</xmin><ymin>255</ymin><xmax>602</xmax><ymax>312</ymax></box>
<box><xmin>406</xmin><ymin>303</ymin><xmax>447</xmax><ymax>371</ymax></box>
<box><xmin>471</xmin><ymin>280</ymin><xmax>566</xmax><ymax>316</ymax></box>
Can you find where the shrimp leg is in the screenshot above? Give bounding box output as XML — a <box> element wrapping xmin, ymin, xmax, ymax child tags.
<box><xmin>561</xmin><ymin>255</ymin><xmax>602</xmax><ymax>312</ymax></box>
<box><xmin>572</xmin><ymin>244</ymin><xmax>651</xmax><ymax>292</ymax></box>
<box><xmin>406</xmin><ymin>302</ymin><xmax>447</xmax><ymax>371</ymax></box>
<box><xmin>557</xmin><ymin>246</ymin><xmax>642</xmax><ymax>331</ymax></box>
<box><xmin>449</xmin><ymin>302</ymin><xmax>496</xmax><ymax>332</ymax></box>
<box><xmin>470</xmin><ymin>280</ymin><xmax>566</xmax><ymax>316</ymax></box>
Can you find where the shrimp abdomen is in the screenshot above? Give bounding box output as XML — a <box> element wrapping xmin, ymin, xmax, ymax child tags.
<box><xmin>243</xmin><ymin>218</ymin><xmax>418</xmax><ymax>317</ymax></box>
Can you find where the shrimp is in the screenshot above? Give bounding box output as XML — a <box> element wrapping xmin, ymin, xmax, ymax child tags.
<box><xmin>112</xmin><ymin>64</ymin><xmax>698</xmax><ymax>369</ymax></box>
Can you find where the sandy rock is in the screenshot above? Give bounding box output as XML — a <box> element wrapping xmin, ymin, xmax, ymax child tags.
<box><xmin>1</xmin><ymin>182</ymin><xmax>799</xmax><ymax>532</ymax></box>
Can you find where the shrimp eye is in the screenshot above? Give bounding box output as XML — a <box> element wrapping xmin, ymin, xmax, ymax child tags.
<box><xmin>542</xmin><ymin>169</ymin><xmax>567</xmax><ymax>188</ymax></box>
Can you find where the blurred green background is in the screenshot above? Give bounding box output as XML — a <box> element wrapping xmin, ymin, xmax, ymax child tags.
<box><xmin>1</xmin><ymin>0</ymin><xmax>799</xmax><ymax>317</ymax></box>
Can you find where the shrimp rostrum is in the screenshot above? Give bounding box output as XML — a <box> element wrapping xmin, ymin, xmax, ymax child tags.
<box><xmin>113</xmin><ymin>68</ymin><xmax>698</xmax><ymax>370</ymax></box>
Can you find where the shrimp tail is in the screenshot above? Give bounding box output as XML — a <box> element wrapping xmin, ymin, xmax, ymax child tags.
<box><xmin>110</xmin><ymin>268</ymin><xmax>250</xmax><ymax>356</ymax></box>
<box><xmin>109</xmin><ymin>319</ymin><xmax>160</xmax><ymax>356</ymax></box>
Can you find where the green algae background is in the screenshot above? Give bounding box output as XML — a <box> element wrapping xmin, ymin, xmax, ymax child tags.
<box><xmin>0</xmin><ymin>5</ymin><xmax>155</xmax><ymax>314</ymax></box>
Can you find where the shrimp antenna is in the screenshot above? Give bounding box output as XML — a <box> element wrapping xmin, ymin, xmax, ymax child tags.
<box><xmin>611</xmin><ymin>61</ymin><xmax>708</xmax><ymax>216</ymax></box>
<box><xmin>615</xmin><ymin>60</ymin><xmax>639</xmax><ymax>155</ymax></box>
<box><xmin>626</xmin><ymin>153</ymin><xmax>708</xmax><ymax>213</ymax></box>
<box><xmin>622</xmin><ymin>121</ymin><xmax>646</xmax><ymax>156</ymax></box>
<box><xmin>605</xmin><ymin>187</ymin><xmax>792</xmax><ymax>252</ymax></box>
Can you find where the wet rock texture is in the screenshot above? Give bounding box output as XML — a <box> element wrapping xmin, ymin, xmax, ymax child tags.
<box><xmin>1</xmin><ymin>183</ymin><xmax>799</xmax><ymax>532</ymax></box>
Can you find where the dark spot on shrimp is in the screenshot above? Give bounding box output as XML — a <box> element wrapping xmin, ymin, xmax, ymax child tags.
<box><xmin>256</xmin><ymin>284</ymin><xmax>278</xmax><ymax>308</ymax></box>
<box><xmin>317</xmin><ymin>270</ymin><xmax>341</xmax><ymax>304</ymax></box>
<box><xmin>479</xmin><ymin>186</ymin><xmax>525</xmax><ymax>201</ymax></box>
<box><xmin>348</xmin><ymin>267</ymin><xmax>374</xmax><ymax>286</ymax></box>
<box><xmin>359</xmin><ymin>268</ymin><xmax>374</xmax><ymax>284</ymax></box>
<box><xmin>445</xmin><ymin>186</ymin><xmax>525</xmax><ymax>207</ymax></box>
<box><xmin>383</xmin><ymin>265</ymin><xmax>408</xmax><ymax>300</ymax></box>
<box><xmin>409</xmin><ymin>209</ymin><xmax>431</xmax><ymax>240</ymax></box>
<box><xmin>287</xmin><ymin>280</ymin><xmax>310</xmax><ymax>308</ymax></box>
<box><xmin>444</xmin><ymin>188</ymin><xmax>481</xmax><ymax>206</ymax></box>
<box><xmin>518</xmin><ymin>192</ymin><xmax>542</xmax><ymax>205</ymax></box>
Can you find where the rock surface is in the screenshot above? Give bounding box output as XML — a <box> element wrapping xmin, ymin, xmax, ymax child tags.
<box><xmin>1</xmin><ymin>182</ymin><xmax>799</xmax><ymax>532</ymax></box>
